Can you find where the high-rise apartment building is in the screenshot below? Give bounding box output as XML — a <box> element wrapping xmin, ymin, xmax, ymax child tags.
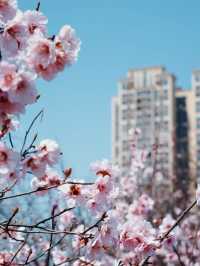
<box><xmin>112</xmin><ymin>65</ymin><xmax>200</xmax><ymax>202</ymax></box>
<box><xmin>112</xmin><ymin>66</ymin><xmax>176</xmax><ymax>181</ymax></box>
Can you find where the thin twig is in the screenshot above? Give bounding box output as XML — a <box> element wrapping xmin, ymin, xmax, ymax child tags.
<box><xmin>22</xmin><ymin>133</ymin><xmax>38</xmax><ymax>157</ymax></box>
<box><xmin>34</xmin><ymin>206</ymin><xmax>75</xmax><ymax>227</ymax></box>
<box><xmin>9</xmin><ymin>132</ymin><xmax>14</xmax><ymax>148</ymax></box>
<box><xmin>140</xmin><ymin>200</ymin><xmax>197</xmax><ymax>266</ymax></box>
<box><xmin>10</xmin><ymin>233</ymin><xmax>29</xmax><ymax>264</ymax></box>
<box><xmin>6</xmin><ymin>207</ymin><xmax>19</xmax><ymax>229</ymax></box>
<box><xmin>46</xmin><ymin>205</ymin><xmax>57</xmax><ymax>265</ymax></box>
<box><xmin>20</xmin><ymin>110</ymin><xmax>43</xmax><ymax>155</ymax></box>
<box><xmin>0</xmin><ymin>181</ymin><xmax>93</xmax><ymax>202</ymax></box>
<box><xmin>83</xmin><ymin>212</ymin><xmax>107</xmax><ymax>234</ymax></box>
<box><xmin>36</xmin><ymin>2</ymin><xmax>40</xmax><ymax>11</ymax></box>
<box><xmin>22</xmin><ymin>234</ymin><xmax>67</xmax><ymax>265</ymax></box>
<box><xmin>160</xmin><ymin>200</ymin><xmax>197</xmax><ymax>241</ymax></box>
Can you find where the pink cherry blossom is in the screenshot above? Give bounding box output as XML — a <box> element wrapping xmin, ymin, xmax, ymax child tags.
<box><xmin>59</xmin><ymin>210</ymin><xmax>75</xmax><ymax>231</ymax></box>
<box><xmin>27</xmin><ymin>34</ymin><xmax>56</xmax><ymax>70</ymax></box>
<box><xmin>159</xmin><ymin>214</ymin><xmax>179</xmax><ymax>236</ymax></box>
<box><xmin>99</xmin><ymin>212</ymin><xmax>119</xmax><ymax>249</ymax></box>
<box><xmin>0</xmin><ymin>141</ymin><xmax>20</xmax><ymax>175</ymax></box>
<box><xmin>90</xmin><ymin>159</ymin><xmax>119</xmax><ymax>177</ymax></box>
<box><xmin>86</xmin><ymin>238</ymin><xmax>104</xmax><ymax>261</ymax></box>
<box><xmin>24</xmin><ymin>155</ymin><xmax>46</xmax><ymax>177</ymax></box>
<box><xmin>31</xmin><ymin>168</ymin><xmax>61</xmax><ymax>192</ymax></box>
<box><xmin>120</xmin><ymin>218</ymin><xmax>158</xmax><ymax>257</ymax></box>
<box><xmin>128</xmin><ymin>194</ymin><xmax>154</xmax><ymax>217</ymax></box>
<box><xmin>52</xmin><ymin>248</ymin><xmax>67</xmax><ymax>265</ymax></box>
<box><xmin>0</xmin><ymin>112</ymin><xmax>19</xmax><ymax>137</ymax></box>
<box><xmin>0</xmin><ymin>61</ymin><xmax>19</xmax><ymax>92</ymax></box>
<box><xmin>59</xmin><ymin>183</ymin><xmax>86</xmax><ymax>206</ymax></box>
<box><xmin>1</xmin><ymin>13</ymin><xmax>27</xmax><ymax>56</ymax></box>
<box><xmin>95</xmin><ymin>175</ymin><xmax>113</xmax><ymax>195</ymax></box>
<box><xmin>0</xmin><ymin>0</ymin><xmax>17</xmax><ymax>22</ymax></box>
<box><xmin>22</xmin><ymin>10</ymin><xmax>48</xmax><ymax>35</ymax></box>
<box><xmin>55</xmin><ymin>25</ymin><xmax>80</xmax><ymax>65</ymax></box>
<box><xmin>8</xmin><ymin>71</ymin><xmax>38</xmax><ymax>105</ymax></box>
<box><xmin>37</xmin><ymin>139</ymin><xmax>61</xmax><ymax>166</ymax></box>
<box><xmin>0</xmin><ymin>252</ymin><xmax>17</xmax><ymax>266</ymax></box>
<box><xmin>0</xmin><ymin>90</ymin><xmax>25</xmax><ymax>114</ymax></box>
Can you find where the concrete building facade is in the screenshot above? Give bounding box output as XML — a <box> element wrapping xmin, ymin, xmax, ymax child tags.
<box><xmin>112</xmin><ymin>66</ymin><xmax>176</xmax><ymax>179</ymax></box>
<box><xmin>112</xmin><ymin>66</ymin><xmax>197</xmax><ymax>194</ymax></box>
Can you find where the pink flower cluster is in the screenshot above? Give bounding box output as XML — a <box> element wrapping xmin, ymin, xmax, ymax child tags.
<box><xmin>0</xmin><ymin>0</ymin><xmax>80</xmax><ymax>137</ymax></box>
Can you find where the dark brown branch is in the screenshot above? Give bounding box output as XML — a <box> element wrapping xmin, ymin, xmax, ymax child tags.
<box><xmin>36</xmin><ymin>2</ymin><xmax>40</xmax><ymax>11</ymax></box>
<box><xmin>160</xmin><ymin>200</ymin><xmax>197</xmax><ymax>241</ymax></box>
<box><xmin>0</xmin><ymin>179</ymin><xmax>18</xmax><ymax>198</ymax></box>
<box><xmin>83</xmin><ymin>212</ymin><xmax>107</xmax><ymax>234</ymax></box>
<box><xmin>45</xmin><ymin>205</ymin><xmax>57</xmax><ymax>266</ymax></box>
<box><xmin>34</xmin><ymin>206</ymin><xmax>75</xmax><ymax>227</ymax></box>
<box><xmin>9</xmin><ymin>132</ymin><xmax>14</xmax><ymax>148</ymax></box>
<box><xmin>22</xmin><ymin>234</ymin><xmax>67</xmax><ymax>265</ymax></box>
<box><xmin>0</xmin><ymin>181</ymin><xmax>93</xmax><ymax>202</ymax></box>
<box><xmin>10</xmin><ymin>233</ymin><xmax>29</xmax><ymax>264</ymax></box>
<box><xmin>22</xmin><ymin>133</ymin><xmax>38</xmax><ymax>157</ymax></box>
<box><xmin>1</xmin><ymin>226</ymin><xmax>80</xmax><ymax>235</ymax></box>
<box><xmin>17</xmin><ymin>213</ymin><xmax>108</xmax><ymax>265</ymax></box>
<box><xmin>20</xmin><ymin>109</ymin><xmax>43</xmax><ymax>155</ymax></box>
<box><xmin>6</xmin><ymin>207</ymin><xmax>19</xmax><ymax>229</ymax></box>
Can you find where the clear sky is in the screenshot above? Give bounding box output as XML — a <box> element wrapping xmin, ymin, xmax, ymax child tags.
<box><xmin>17</xmin><ymin>0</ymin><xmax>200</xmax><ymax>179</ymax></box>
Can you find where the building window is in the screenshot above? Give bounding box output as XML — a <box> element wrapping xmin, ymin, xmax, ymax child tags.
<box><xmin>195</xmin><ymin>74</ymin><xmax>200</xmax><ymax>82</ymax></box>
<box><xmin>196</xmin><ymin>86</ymin><xmax>200</xmax><ymax>97</ymax></box>
<box><xmin>197</xmin><ymin>118</ymin><xmax>200</xmax><ymax>129</ymax></box>
<box><xmin>196</xmin><ymin>101</ymin><xmax>200</xmax><ymax>113</ymax></box>
<box><xmin>163</xmin><ymin>90</ymin><xmax>168</xmax><ymax>100</ymax></box>
<box><xmin>127</xmin><ymin>82</ymin><xmax>134</xmax><ymax>90</ymax></box>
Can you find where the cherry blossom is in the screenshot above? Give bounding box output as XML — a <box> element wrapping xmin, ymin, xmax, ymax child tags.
<box><xmin>27</xmin><ymin>34</ymin><xmax>56</xmax><ymax>70</ymax></box>
<box><xmin>52</xmin><ymin>248</ymin><xmax>68</xmax><ymax>265</ymax></box>
<box><xmin>127</xmin><ymin>194</ymin><xmax>154</xmax><ymax>218</ymax></box>
<box><xmin>0</xmin><ymin>61</ymin><xmax>19</xmax><ymax>92</ymax></box>
<box><xmin>22</xmin><ymin>10</ymin><xmax>48</xmax><ymax>35</ymax></box>
<box><xmin>0</xmin><ymin>90</ymin><xmax>25</xmax><ymax>114</ymax></box>
<box><xmin>0</xmin><ymin>252</ymin><xmax>17</xmax><ymax>266</ymax></box>
<box><xmin>31</xmin><ymin>168</ymin><xmax>61</xmax><ymax>192</ymax></box>
<box><xmin>0</xmin><ymin>112</ymin><xmax>19</xmax><ymax>137</ymax></box>
<box><xmin>24</xmin><ymin>154</ymin><xmax>46</xmax><ymax>177</ymax></box>
<box><xmin>8</xmin><ymin>71</ymin><xmax>38</xmax><ymax>105</ymax></box>
<box><xmin>37</xmin><ymin>139</ymin><xmax>61</xmax><ymax>166</ymax></box>
<box><xmin>0</xmin><ymin>141</ymin><xmax>20</xmax><ymax>175</ymax></box>
<box><xmin>0</xmin><ymin>0</ymin><xmax>17</xmax><ymax>22</ymax></box>
<box><xmin>1</xmin><ymin>12</ymin><xmax>27</xmax><ymax>56</ymax></box>
<box><xmin>90</xmin><ymin>159</ymin><xmax>119</xmax><ymax>177</ymax></box>
<box><xmin>55</xmin><ymin>24</ymin><xmax>80</xmax><ymax>65</ymax></box>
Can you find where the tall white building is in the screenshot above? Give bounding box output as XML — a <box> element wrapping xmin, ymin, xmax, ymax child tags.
<box><xmin>112</xmin><ymin>66</ymin><xmax>176</xmax><ymax>180</ymax></box>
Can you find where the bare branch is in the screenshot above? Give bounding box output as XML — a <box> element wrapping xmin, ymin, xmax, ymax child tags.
<box><xmin>20</xmin><ymin>110</ymin><xmax>43</xmax><ymax>155</ymax></box>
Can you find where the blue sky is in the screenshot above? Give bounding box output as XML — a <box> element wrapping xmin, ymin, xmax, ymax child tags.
<box><xmin>17</xmin><ymin>0</ymin><xmax>200</xmax><ymax>178</ymax></box>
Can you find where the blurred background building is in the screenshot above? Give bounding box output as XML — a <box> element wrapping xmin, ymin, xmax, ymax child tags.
<box><xmin>112</xmin><ymin>66</ymin><xmax>198</xmax><ymax>199</ymax></box>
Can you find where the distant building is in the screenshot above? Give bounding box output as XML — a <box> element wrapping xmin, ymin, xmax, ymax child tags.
<box><xmin>112</xmin><ymin>66</ymin><xmax>197</xmax><ymax>196</ymax></box>
<box><xmin>112</xmin><ymin>66</ymin><xmax>176</xmax><ymax>178</ymax></box>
